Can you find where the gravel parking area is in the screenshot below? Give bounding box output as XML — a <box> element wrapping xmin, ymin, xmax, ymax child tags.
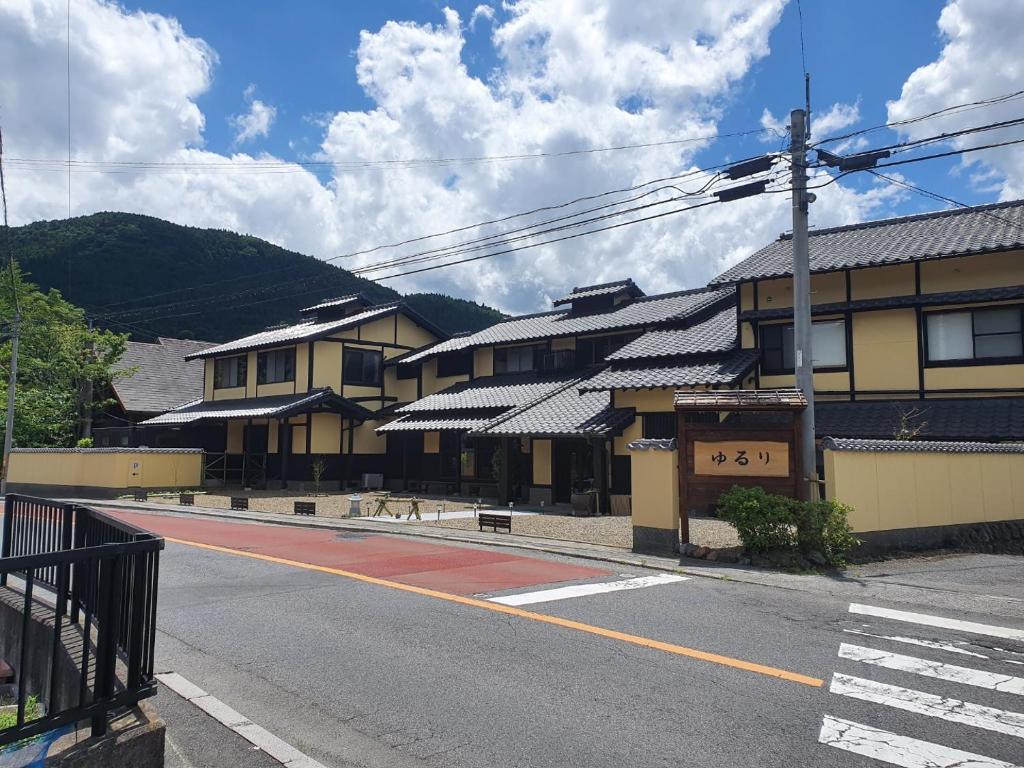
<box><xmin>146</xmin><ymin>491</ymin><xmax>740</xmax><ymax>550</ymax></box>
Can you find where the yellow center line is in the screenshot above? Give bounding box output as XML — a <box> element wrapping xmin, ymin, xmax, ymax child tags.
<box><xmin>164</xmin><ymin>535</ymin><xmax>824</xmax><ymax>688</ymax></box>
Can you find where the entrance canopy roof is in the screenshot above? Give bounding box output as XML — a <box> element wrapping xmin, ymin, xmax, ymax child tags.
<box><xmin>674</xmin><ymin>389</ymin><xmax>807</xmax><ymax>411</ymax></box>
<box><xmin>139</xmin><ymin>388</ymin><xmax>373</xmax><ymax>426</ymax></box>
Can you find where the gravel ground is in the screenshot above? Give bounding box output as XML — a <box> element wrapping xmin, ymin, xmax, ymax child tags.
<box><xmin>147</xmin><ymin>491</ymin><xmax>740</xmax><ymax>549</ymax></box>
<box><xmin>417</xmin><ymin>514</ymin><xmax>740</xmax><ymax>550</ymax></box>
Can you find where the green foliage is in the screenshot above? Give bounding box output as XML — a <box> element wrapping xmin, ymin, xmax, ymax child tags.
<box><xmin>716</xmin><ymin>486</ymin><xmax>798</xmax><ymax>554</ymax></box>
<box><xmin>11</xmin><ymin>213</ymin><xmax>505</xmax><ymax>341</ymax></box>
<box><xmin>76</xmin><ymin>437</ymin><xmax>94</xmax><ymax>448</ymax></box>
<box><xmin>0</xmin><ymin>696</ymin><xmax>39</xmax><ymax>730</ymax></box>
<box><xmin>310</xmin><ymin>455</ymin><xmax>327</xmax><ymax>496</ymax></box>
<box><xmin>716</xmin><ymin>485</ymin><xmax>859</xmax><ymax>566</ymax></box>
<box><xmin>793</xmin><ymin>499</ymin><xmax>860</xmax><ymax>565</ymax></box>
<box><xmin>0</xmin><ymin>266</ymin><xmax>128</xmax><ymax>447</ymax></box>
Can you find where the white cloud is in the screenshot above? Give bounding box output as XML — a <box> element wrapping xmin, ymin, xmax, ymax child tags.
<box><xmin>2</xmin><ymin>0</ymin><xmax>914</xmax><ymax>315</ymax></box>
<box><xmin>887</xmin><ymin>0</ymin><xmax>1024</xmax><ymax>200</ymax></box>
<box><xmin>230</xmin><ymin>84</ymin><xmax>276</xmax><ymax>144</ymax></box>
<box><xmin>468</xmin><ymin>4</ymin><xmax>495</xmax><ymax>31</ymax></box>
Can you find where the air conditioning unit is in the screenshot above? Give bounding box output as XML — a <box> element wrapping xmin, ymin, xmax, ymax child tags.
<box><xmin>361</xmin><ymin>473</ymin><xmax>384</xmax><ymax>490</ymax></box>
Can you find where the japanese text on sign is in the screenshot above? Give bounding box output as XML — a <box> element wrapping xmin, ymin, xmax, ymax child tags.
<box><xmin>693</xmin><ymin>441</ymin><xmax>789</xmax><ymax>478</ymax></box>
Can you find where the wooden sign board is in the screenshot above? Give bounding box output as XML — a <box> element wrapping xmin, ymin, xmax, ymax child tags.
<box><xmin>693</xmin><ymin>440</ymin><xmax>789</xmax><ymax>478</ymax></box>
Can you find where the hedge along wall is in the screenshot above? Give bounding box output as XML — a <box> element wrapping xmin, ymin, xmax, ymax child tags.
<box><xmin>823</xmin><ymin>438</ymin><xmax>1024</xmax><ymax>533</ymax></box>
<box><xmin>7</xmin><ymin>447</ymin><xmax>203</xmax><ymax>492</ymax></box>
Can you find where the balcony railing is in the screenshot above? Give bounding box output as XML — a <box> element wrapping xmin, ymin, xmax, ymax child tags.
<box><xmin>0</xmin><ymin>494</ymin><xmax>163</xmax><ymax>747</ymax></box>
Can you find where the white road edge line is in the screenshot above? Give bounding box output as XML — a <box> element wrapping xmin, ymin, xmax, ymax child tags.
<box><xmin>838</xmin><ymin>643</ymin><xmax>1024</xmax><ymax>696</ymax></box>
<box><xmin>157</xmin><ymin>672</ymin><xmax>328</xmax><ymax>768</ymax></box>
<box><xmin>849</xmin><ymin>603</ymin><xmax>1024</xmax><ymax>642</ymax></box>
<box><xmin>830</xmin><ymin>673</ymin><xmax>1024</xmax><ymax>739</ymax></box>
<box><xmin>843</xmin><ymin>628</ymin><xmax>990</xmax><ymax>658</ymax></box>
<box><xmin>818</xmin><ymin>715</ymin><xmax>1022</xmax><ymax>768</ymax></box>
<box><xmin>487</xmin><ymin>573</ymin><xmax>689</xmax><ymax>606</ymax></box>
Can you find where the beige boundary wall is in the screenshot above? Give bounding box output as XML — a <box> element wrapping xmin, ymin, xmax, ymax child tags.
<box><xmin>7</xmin><ymin>447</ymin><xmax>203</xmax><ymax>498</ymax></box>
<box><xmin>823</xmin><ymin>438</ymin><xmax>1024</xmax><ymax>547</ymax></box>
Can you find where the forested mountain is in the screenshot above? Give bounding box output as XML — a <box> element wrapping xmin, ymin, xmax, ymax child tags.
<box><xmin>9</xmin><ymin>212</ymin><xmax>505</xmax><ymax>342</ymax></box>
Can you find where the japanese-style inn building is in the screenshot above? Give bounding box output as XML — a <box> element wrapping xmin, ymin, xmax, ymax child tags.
<box><xmin>140</xmin><ymin>198</ymin><xmax>1024</xmax><ymax>506</ymax></box>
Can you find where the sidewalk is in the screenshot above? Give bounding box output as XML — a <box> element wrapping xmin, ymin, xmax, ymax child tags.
<box><xmin>79</xmin><ymin>497</ymin><xmax>1024</xmax><ymax>621</ymax></box>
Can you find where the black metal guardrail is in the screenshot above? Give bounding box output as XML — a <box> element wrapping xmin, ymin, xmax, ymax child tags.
<box><xmin>0</xmin><ymin>494</ymin><xmax>164</xmax><ymax>747</ymax></box>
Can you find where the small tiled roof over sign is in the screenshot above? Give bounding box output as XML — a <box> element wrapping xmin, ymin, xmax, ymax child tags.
<box><xmin>674</xmin><ymin>388</ymin><xmax>807</xmax><ymax>410</ymax></box>
<box><xmin>606</xmin><ymin>306</ymin><xmax>737</xmax><ymax>361</ymax></box>
<box><xmin>114</xmin><ymin>337</ymin><xmax>215</xmax><ymax>415</ymax></box>
<box><xmin>822</xmin><ymin>437</ymin><xmax>1024</xmax><ymax>454</ymax></box>
<box><xmin>579</xmin><ymin>350</ymin><xmax>759</xmax><ymax>392</ymax></box>
<box><xmin>475</xmin><ymin>378</ymin><xmax>633</xmax><ymax>438</ymax></box>
<box><xmin>552</xmin><ymin>278</ymin><xmax>645</xmax><ymax>306</ymax></box>
<box><xmin>139</xmin><ymin>388</ymin><xmax>372</xmax><ymax>426</ymax></box>
<box><xmin>711</xmin><ymin>198</ymin><xmax>1024</xmax><ymax>284</ymax></box>
<box><xmin>400</xmin><ymin>285</ymin><xmax>734</xmax><ymax>364</ymax></box>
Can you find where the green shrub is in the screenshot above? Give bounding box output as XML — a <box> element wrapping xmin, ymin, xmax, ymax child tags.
<box><xmin>794</xmin><ymin>499</ymin><xmax>860</xmax><ymax>565</ymax></box>
<box><xmin>715</xmin><ymin>486</ymin><xmax>798</xmax><ymax>554</ymax></box>
<box><xmin>75</xmin><ymin>437</ymin><xmax>94</xmax><ymax>448</ymax></box>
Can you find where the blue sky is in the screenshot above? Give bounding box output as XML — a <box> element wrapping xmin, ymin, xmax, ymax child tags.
<box><xmin>4</xmin><ymin>0</ymin><xmax>1019</xmax><ymax>311</ymax></box>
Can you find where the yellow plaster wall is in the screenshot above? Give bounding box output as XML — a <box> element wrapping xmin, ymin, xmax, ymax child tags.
<box><xmin>291</xmin><ymin>426</ymin><xmax>307</xmax><ymax>454</ymax></box>
<box><xmin>474</xmin><ymin>348</ymin><xmax>493</xmax><ymax>378</ymax></box>
<box><xmin>310</xmin><ymin>413</ymin><xmax>341</xmax><ymax>454</ymax></box>
<box><xmin>213</xmin><ymin>385</ymin><xmax>246</xmax><ymax>401</ymax></box>
<box><xmin>826</xmin><ymin>448</ymin><xmax>1024</xmax><ymax>533</ymax></box>
<box><xmin>613</xmin><ymin>389</ymin><xmax>675</xmax><ymax>411</ymax></box>
<box><xmin>739</xmin><ymin>282</ymin><xmax>754</xmax><ymax>312</ymax></box>
<box><xmin>551</xmin><ymin>337</ymin><xmax>576</xmax><ymax>351</ymax></box>
<box><xmin>613</xmin><ymin>416</ymin><xmax>642</xmax><ymax>457</ymax></box>
<box><xmin>386</xmin><ymin>367</ymin><xmax>419</xmax><ymax>404</ymax></box>
<box><xmin>420</xmin><ymin>357</ymin><xmax>469</xmax><ymax>399</ymax></box>
<box><xmin>757</xmin><ymin>272</ymin><xmax>847</xmax><ymax>309</ymax></box>
<box><xmin>256</xmin><ymin>381</ymin><xmax>296</xmax><ymax>397</ymax></box>
<box><xmin>312</xmin><ymin>341</ymin><xmax>342</xmax><ymax>391</ymax></box>
<box><xmin>204</xmin><ymin>359</ymin><xmax>214</xmax><ymax>400</ymax></box>
<box><xmin>920</xmin><ymin>251</ymin><xmax>1024</xmax><ymax>293</ymax></box>
<box><xmin>852</xmin><ymin>309</ymin><xmax>919</xmax><ymax>392</ymax></box>
<box><xmin>532</xmin><ymin>439</ymin><xmax>552</xmax><ymax>485</ymax></box>
<box><xmin>628</xmin><ymin>448</ymin><xmax>679</xmax><ymax>532</ymax></box>
<box><xmin>759</xmin><ymin>371</ymin><xmax>850</xmax><ymax>392</ymax></box>
<box><xmin>294</xmin><ymin>343</ymin><xmax>309</xmax><ymax>393</ymax></box>
<box><xmin>351</xmin><ymin>421</ymin><xmax>387</xmax><ymax>454</ymax></box>
<box><xmin>741</xmin><ymin>321</ymin><xmax>755</xmax><ymax>349</ymax></box>
<box><xmin>7</xmin><ymin>450</ymin><xmax>203</xmax><ymax>489</ymax></box>
<box><xmin>925</xmin><ymin>364</ymin><xmax>1024</xmax><ymax>391</ymax></box>
<box><xmin>245</xmin><ymin>350</ymin><xmax>257</xmax><ymax>396</ymax></box>
<box><xmin>358</xmin><ymin>316</ymin><xmax>397</xmax><ymax>344</ymax></box>
<box><xmin>851</xmin><ymin>264</ymin><xmax>915</xmax><ymax>300</ymax></box>
<box><xmin>397</xmin><ymin>314</ymin><xmax>439</xmax><ymax>350</ymax></box>
<box><xmin>424</xmin><ymin>431</ymin><xmax>440</xmax><ymax>454</ymax></box>
<box><xmin>226</xmin><ymin>421</ymin><xmax>244</xmax><ymax>453</ymax></box>
<box><xmin>268</xmin><ymin>420</ymin><xmax>278</xmax><ymax>453</ymax></box>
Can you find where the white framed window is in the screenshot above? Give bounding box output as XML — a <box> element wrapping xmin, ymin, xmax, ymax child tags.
<box><xmin>760</xmin><ymin>319</ymin><xmax>847</xmax><ymax>374</ymax></box>
<box><xmin>926</xmin><ymin>306</ymin><xmax>1024</xmax><ymax>364</ymax></box>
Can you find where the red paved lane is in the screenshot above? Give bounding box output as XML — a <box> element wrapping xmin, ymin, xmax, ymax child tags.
<box><xmin>108</xmin><ymin>510</ymin><xmax>611</xmax><ymax>595</ymax></box>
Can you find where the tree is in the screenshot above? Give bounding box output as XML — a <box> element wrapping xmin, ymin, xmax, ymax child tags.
<box><xmin>0</xmin><ymin>265</ymin><xmax>128</xmax><ymax>447</ymax></box>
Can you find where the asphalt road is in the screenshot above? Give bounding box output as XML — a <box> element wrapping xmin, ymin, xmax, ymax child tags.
<box><xmin>116</xmin><ymin>509</ymin><xmax>1024</xmax><ymax>768</ymax></box>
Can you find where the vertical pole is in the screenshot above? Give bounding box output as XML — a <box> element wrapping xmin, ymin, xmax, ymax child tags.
<box><xmin>1</xmin><ymin>312</ymin><xmax>19</xmax><ymax>496</ymax></box>
<box><xmin>82</xmin><ymin>316</ymin><xmax>94</xmax><ymax>440</ymax></box>
<box><xmin>789</xmin><ymin>108</ymin><xmax>817</xmax><ymax>500</ymax></box>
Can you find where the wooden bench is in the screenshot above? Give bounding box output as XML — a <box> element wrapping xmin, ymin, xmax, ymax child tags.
<box><xmin>133</xmin><ymin>490</ymin><xmax>148</xmax><ymax>502</ymax></box>
<box><xmin>179</xmin><ymin>493</ymin><xmax>194</xmax><ymax>506</ymax></box>
<box><xmin>478</xmin><ymin>512</ymin><xmax>512</xmax><ymax>533</ymax></box>
<box><xmin>230</xmin><ymin>497</ymin><xmax>249</xmax><ymax>511</ymax></box>
<box><xmin>294</xmin><ymin>501</ymin><xmax>316</xmax><ymax>516</ymax></box>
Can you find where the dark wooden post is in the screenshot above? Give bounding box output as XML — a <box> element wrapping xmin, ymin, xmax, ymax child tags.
<box><xmin>498</xmin><ymin>436</ymin><xmax>512</xmax><ymax>505</ymax></box>
<box><xmin>591</xmin><ymin>438</ymin><xmax>609</xmax><ymax>516</ymax></box>
<box><xmin>677</xmin><ymin>411</ymin><xmax>690</xmax><ymax>546</ymax></box>
<box><xmin>279</xmin><ymin>419</ymin><xmax>290</xmax><ymax>490</ymax></box>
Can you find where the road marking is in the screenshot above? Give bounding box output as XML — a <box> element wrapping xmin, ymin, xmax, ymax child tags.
<box><xmin>162</xmin><ymin>535</ymin><xmax>822</xmax><ymax>688</ymax></box>
<box><xmin>839</xmin><ymin>643</ymin><xmax>1024</xmax><ymax>696</ymax></box>
<box><xmin>157</xmin><ymin>672</ymin><xmax>328</xmax><ymax>768</ymax></box>
<box><xmin>488</xmin><ymin>573</ymin><xmax>689</xmax><ymax>606</ymax></box>
<box><xmin>818</xmin><ymin>715</ymin><xmax>1021</xmax><ymax>768</ymax></box>
<box><xmin>849</xmin><ymin>603</ymin><xmax>1024</xmax><ymax>642</ymax></box>
<box><xmin>830</xmin><ymin>673</ymin><xmax>1024</xmax><ymax>739</ymax></box>
<box><xmin>843</xmin><ymin>628</ymin><xmax>990</xmax><ymax>658</ymax></box>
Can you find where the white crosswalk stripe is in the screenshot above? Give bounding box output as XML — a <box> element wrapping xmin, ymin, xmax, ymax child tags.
<box><xmin>838</xmin><ymin>643</ymin><xmax>1024</xmax><ymax>696</ymax></box>
<box><xmin>487</xmin><ymin>573</ymin><xmax>688</xmax><ymax>606</ymax></box>
<box><xmin>818</xmin><ymin>604</ymin><xmax>1024</xmax><ymax>767</ymax></box>
<box><xmin>819</xmin><ymin>715</ymin><xmax>1022</xmax><ymax>768</ymax></box>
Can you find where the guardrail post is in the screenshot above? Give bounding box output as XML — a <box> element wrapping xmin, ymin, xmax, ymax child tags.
<box><xmin>70</xmin><ymin>506</ymin><xmax>86</xmax><ymax>624</ymax></box>
<box><xmin>1</xmin><ymin>495</ymin><xmax>12</xmax><ymax>586</ymax></box>
<box><xmin>91</xmin><ymin>554</ymin><xmax>123</xmax><ymax>738</ymax></box>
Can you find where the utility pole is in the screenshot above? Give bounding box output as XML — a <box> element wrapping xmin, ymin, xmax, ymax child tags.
<box><xmin>789</xmin><ymin>108</ymin><xmax>817</xmax><ymax>500</ymax></box>
<box><xmin>82</xmin><ymin>316</ymin><xmax>94</xmax><ymax>440</ymax></box>
<box><xmin>1</xmin><ymin>312</ymin><xmax>19</xmax><ymax>496</ymax></box>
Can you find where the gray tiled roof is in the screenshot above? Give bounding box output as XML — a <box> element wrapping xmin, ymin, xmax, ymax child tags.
<box><xmin>822</xmin><ymin>437</ymin><xmax>1024</xmax><ymax>454</ymax></box>
<box><xmin>815</xmin><ymin>397</ymin><xmax>1024</xmax><ymax>442</ymax></box>
<box><xmin>11</xmin><ymin>447</ymin><xmax>202</xmax><ymax>454</ymax></box>
<box><xmin>675</xmin><ymin>388</ymin><xmax>807</xmax><ymax>409</ymax></box>
<box><xmin>740</xmin><ymin>284</ymin><xmax>1024</xmax><ymax>321</ymax></box>
<box><xmin>552</xmin><ymin>278</ymin><xmax>645</xmax><ymax>306</ymax></box>
<box><xmin>606</xmin><ymin>306</ymin><xmax>736</xmax><ymax>361</ymax></box>
<box><xmin>139</xmin><ymin>388</ymin><xmax>373</xmax><ymax>425</ymax></box>
<box><xmin>187</xmin><ymin>303</ymin><xmax>402</xmax><ymax>359</ymax></box>
<box><xmin>400</xmin><ymin>285</ymin><xmax>734</xmax><ymax>364</ymax></box>
<box><xmin>300</xmin><ymin>294</ymin><xmax>371</xmax><ymax>314</ymax></box>
<box><xmin>475</xmin><ymin>378</ymin><xmax>633</xmax><ymax>437</ymax></box>
<box><xmin>578</xmin><ymin>349</ymin><xmax>759</xmax><ymax>392</ymax></box>
<box><xmin>397</xmin><ymin>373</ymin><xmax>574</xmax><ymax>413</ymax></box>
<box><xmin>712</xmin><ymin>198</ymin><xmax>1024</xmax><ymax>284</ymax></box>
<box><xmin>377</xmin><ymin>415</ymin><xmax>494</xmax><ymax>433</ymax></box>
<box><xmin>114</xmin><ymin>337</ymin><xmax>215</xmax><ymax>414</ymax></box>
<box><xmin>626</xmin><ymin>438</ymin><xmax>677</xmax><ymax>451</ymax></box>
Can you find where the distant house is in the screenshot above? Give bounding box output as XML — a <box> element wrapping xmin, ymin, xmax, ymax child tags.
<box><xmin>94</xmin><ymin>337</ymin><xmax>215</xmax><ymax>447</ymax></box>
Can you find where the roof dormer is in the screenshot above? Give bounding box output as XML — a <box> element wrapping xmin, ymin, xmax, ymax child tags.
<box><xmin>299</xmin><ymin>294</ymin><xmax>375</xmax><ymax>322</ymax></box>
<box><xmin>552</xmin><ymin>279</ymin><xmax>645</xmax><ymax>316</ymax></box>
